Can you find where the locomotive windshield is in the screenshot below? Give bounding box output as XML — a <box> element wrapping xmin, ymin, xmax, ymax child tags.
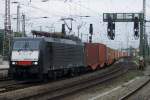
<box><xmin>13</xmin><ymin>40</ymin><xmax>40</xmax><ymax>50</ymax></box>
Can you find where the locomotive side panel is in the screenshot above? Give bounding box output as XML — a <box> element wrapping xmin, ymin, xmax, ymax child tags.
<box><xmin>51</xmin><ymin>42</ymin><xmax>85</xmax><ymax>70</ymax></box>
<box><xmin>42</xmin><ymin>41</ymin><xmax>53</xmax><ymax>73</ymax></box>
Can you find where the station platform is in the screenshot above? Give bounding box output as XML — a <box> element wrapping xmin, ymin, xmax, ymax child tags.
<box><xmin>0</xmin><ymin>61</ymin><xmax>9</xmax><ymax>79</ymax></box>
<box><xmin>0</xmin><ymin>61</ymin><xmax>9</xmax><ymax>70</ymax></box>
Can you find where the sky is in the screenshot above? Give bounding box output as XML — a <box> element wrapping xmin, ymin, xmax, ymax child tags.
<box><xmin>0</xmin><ymin>0</ymin><xmax>149</xmax><ymax>49</ymax></box>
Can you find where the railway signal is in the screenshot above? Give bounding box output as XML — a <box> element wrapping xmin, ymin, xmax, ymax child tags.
<box><xmin>89</xmin><ymin>36</ymin><xmax>92</xmax><ymax>43</ymax></box>
<box><xmin>89</xmin><ymin>24</ymin><xmax>93</xmax><ymax>43</ymax></box>
<box><xmin>89</xmin><ymin>24</ymin><xmax>93</xmax><ymax>35</ymax></box>
<box><xmin>107</xmin><ymin>16</ymin><xmax>115</xmax><ymax>40</ymax></box>
<box><xmin>134</xmin><ymin>17</ymin><xmax>139</xmax><ymax>39</ymax></box>
<box><xmin>103</xmin><ymin>13</ymin><xmax>145</xmax><ymax>58</ymax></box>
<box><xmin>62</xmin><ymin>24</ymin><xmax>66</xmax><ymax>35</ymax></box>
<box><xmin>103</xmin><ymin>13</ymin><xmax>144</xmax><ymax>40</ymax></box>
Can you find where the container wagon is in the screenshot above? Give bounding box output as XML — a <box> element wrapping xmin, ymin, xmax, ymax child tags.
<box><xmin>85</xmin><ymin>43</ymin><xmax>107</xmax><ymax>70</ymax></box>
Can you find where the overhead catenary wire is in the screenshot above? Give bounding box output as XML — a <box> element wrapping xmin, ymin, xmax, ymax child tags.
<box><xmin>20</xmin><ymin>4</ymin><xmax>65</xmax><ymax>18</ymax></box>
<box><xmin>4</xmin><ymin>0</ymin><xmax>103</xmax><ymax>40</ymax></box>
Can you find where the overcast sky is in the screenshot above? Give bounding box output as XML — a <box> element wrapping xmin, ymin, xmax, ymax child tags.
<box><xmin>0</xmin><ymin>0</ymin><xmax>149</xmax><ymax>49</ymax></box>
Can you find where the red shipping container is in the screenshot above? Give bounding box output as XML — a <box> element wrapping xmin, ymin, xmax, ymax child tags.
<box><xmin>107</xmin><ymin>47</ymin><xmax>115</xmax><ymax>65</ymax></box>
<box><xmin>119</xmin><ymin>51</ymin><xmax>122</xmax><ymax>58</ymax></box>
<box><xmin>85</xmin><ymin>43</ymin><xmax>107</xmax><ymax>70</ymax></box>
<box><xmin>114</xmin><ymin>50</ymin><xmax>118</xmax><ymax>60</ymax></box>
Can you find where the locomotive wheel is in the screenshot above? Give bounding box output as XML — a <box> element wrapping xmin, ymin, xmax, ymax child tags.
<box><xmin>69</xmin><ymin>69</ymin><xmax>75</xmax><ymax>77</ymax></box>
<box><xmin>74</xmin><ymin>68</ymin><xmax>79</xmax><ymax>76</ymax></box>
<box><xmin>48</xmin><ymin>71</ymin><xmax>53</xmax><ymax>79</ymax></box>
<box><xmin>69</xmin><ymin>68</ymin><xmax>79</xmax><ymax>77</ymax></box>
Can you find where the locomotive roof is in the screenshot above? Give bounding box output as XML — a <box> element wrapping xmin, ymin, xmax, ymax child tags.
<box><xmin>13</xmin><ymin>37</ymin><xmax>84</xmax><ymax>46</ymax></box>
<box><xmin>31</xmin><ymin>30</ymin><xmax>81</xmax><ymax>42</ymax></box>
<box><xmin>13</xmin><ymin>37</ymin><xmax>43</xmax><ymax>40</ymax></box>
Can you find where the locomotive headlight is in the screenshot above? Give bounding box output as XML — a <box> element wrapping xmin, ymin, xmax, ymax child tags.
<box><xmin>12</xmin><ymin>62</ymin><xmax>16</xmax><ymax>65</ymax></box>
<box><xmin>33</xmin><ymin>62</ymin><xmax>38</xmax><ymax>65</ymax></box>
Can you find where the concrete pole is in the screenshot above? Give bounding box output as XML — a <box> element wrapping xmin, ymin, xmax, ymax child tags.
<box><xmin>143</xmin><ymin>0</ymin><xmax>146</xmax><ymax>63</ymax></box>
<box><xmin>22</xmin><ymin>14</ymin><xmax>26</xmax><ymax>37</ymax></box>
<box><xmin>3</xmin><ymin>0</ymin><xmax>11</xmax><ymax>59</ymax></box>
<box><xmin>17</xmin><ymin>4</ymin><xmax>20</xmax><ymax>32</ymax></box>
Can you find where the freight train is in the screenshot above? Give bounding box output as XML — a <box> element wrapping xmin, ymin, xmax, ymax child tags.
<box><xmin>9</xmin><ymin>31</ymin><xmax>128</xmax><ymax>80</ymax></box>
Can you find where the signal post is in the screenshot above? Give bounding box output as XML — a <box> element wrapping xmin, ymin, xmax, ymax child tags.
<box><xmin>103</xmin><ymin>13</ymin><xmax>146</xmax><ymax>63</ymax></box>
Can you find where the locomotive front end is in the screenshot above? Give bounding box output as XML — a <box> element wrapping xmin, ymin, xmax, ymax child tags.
<box><xmin>9</xmin><ymin>38</ymin><xmax>42</xmax><ymax>79</ymax></box>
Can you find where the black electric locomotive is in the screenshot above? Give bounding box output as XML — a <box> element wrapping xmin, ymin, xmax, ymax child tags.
<box><xmin>9</xmin><ymin>32</ymin><xmax>85</xmax><ymax>80</ymax></box>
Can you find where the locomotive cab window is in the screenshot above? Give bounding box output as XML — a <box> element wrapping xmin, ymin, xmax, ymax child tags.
<box><xmin>13</xmin><ymin>40</ymin><xmax>40</xmax><ymax>51</ymax></box>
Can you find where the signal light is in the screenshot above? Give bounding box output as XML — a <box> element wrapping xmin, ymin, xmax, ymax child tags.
<box><xmin>113</xmin><ymin>22</ymin><xmax>115</xmax><ymax>30</ymax></box>
<box><xmin>89</xmin><ymin>24</ymin><xmax>93</xmax><ymax>35</ymax></box>
<box><xmin>134</xmin><ymin>17</ymin><xmax>139</xmax><ymax>39</ymax></box>
<box><xmin>107</xmin><ymin>16</ymin><xmax>115</xmax><ymax>40</ymax></box>
<box><xmin>89</xmin><ymin>24</ymin><xmax>93</xmax><ymax>43</ymax></box>
<box><xmin>89</xmin><ymin>36</ymin><xmax>92</xmax><ymax>43</ymax></box>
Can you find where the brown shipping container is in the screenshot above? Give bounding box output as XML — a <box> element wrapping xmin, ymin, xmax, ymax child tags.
<box><xmin>119</xmin><ymin>51</ymin><xmax>122</xmax><ymax>58</ymax></box>
<box><xmin>123</xmin><ymin>52</ymin><xmax>128</xmax><ymax>57</ymax></box>
<box><xmin>114</xmin><ymin>50</ymin><xmax>118</xmax><ymax>60</ymax></box>
<box><xmin>107</xmin><ymin>48</ymin><xmax>116</xmax><ymax>65</ymax></box>
<box><xmin>85</xmin><ymin>43</ymin><xmax>107</xmax><ymax>70</ymax></box>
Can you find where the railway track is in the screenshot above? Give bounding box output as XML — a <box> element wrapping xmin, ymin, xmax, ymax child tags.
<box><xmin>0</xmin><ymin>59</ymin><xmax>131</xmax><ymax>100</ymax></box>
<box><xmin>0</xmin><ymin>80</ymin><xmax>43</xmax><ymax>94</ymax></box>
<box><xmin>0</xmin><ymin>62</ymin><xmax>128</xmax><ymax>100</ymax></box>
<box><xmin>31</xmin><ymin>68</ymin><xmax>127</xmax><ymax>100</ymax></box>
<box><xmin>0</xmin><ymin>81</ymin><xmax>26</xmax><ymax>93</ymax></box>
<box><xmin>0</xmin><ymin>77</ymin><xmax>11</xmax><ymax>82</ymax></box>
<box><xmin>28</xmin><ymin>67</ymin><xmax>127</xmax><ymax>100</ymax></box>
